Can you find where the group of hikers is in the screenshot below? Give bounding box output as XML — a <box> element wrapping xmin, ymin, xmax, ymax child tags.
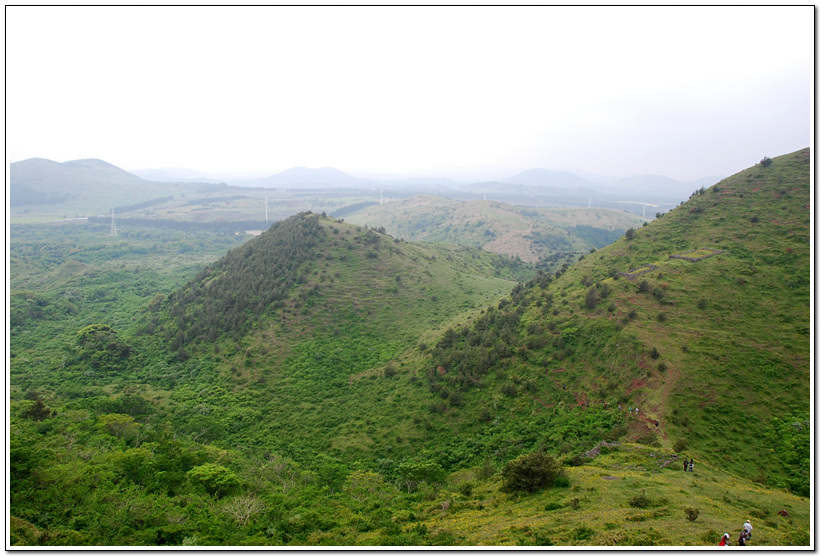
<box><xmin>682</xmin><ymin>458</ymin><xmax>694</xmax><ymax>472</ymax></box>
<box><xmin>718</xmin><ymin>521</ymin><xmax>754</xmax><ymax>546</ymax></box>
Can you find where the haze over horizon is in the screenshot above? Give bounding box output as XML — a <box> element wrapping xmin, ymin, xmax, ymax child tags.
<box><xmin>6</xmin><ymin>6</ymin><xmax>812</xmax><ymax>183</ymax></box>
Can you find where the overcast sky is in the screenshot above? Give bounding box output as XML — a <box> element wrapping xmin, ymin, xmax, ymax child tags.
<box><xmin>6</xmin><ymin>6</ymin><xmax>813</xmax><ymax>181</ymax></box>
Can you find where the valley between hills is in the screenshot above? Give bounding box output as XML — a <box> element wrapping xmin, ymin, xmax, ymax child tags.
<box><xmin>8</xmin><ymin>149</ymin><xmax>810</xmax><ymax>547</ymax></box>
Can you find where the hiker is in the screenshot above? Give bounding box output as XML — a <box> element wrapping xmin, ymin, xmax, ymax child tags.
<box><xmin>689</xmin><ymin>460</ymin><xmax>694</xmax><ymax>473</ymax></box>
<box><xmin>683</xmin><ymin>458</ymin><xmax>689</xmax><ymax>472</ymax></box>
<box><xmin>719</xmin><ymin>533</ymin><xmax>731</xmax><ymax>546</ymax></box>
<box><xmin>738</xmin><ymin>531</ymin><xmax>747</xmax><ymax>546</ymax></box>
<box><xmin>742</xmin><ymin>520</ymin><xmax>753</xmax><ymax>541</ymax></box>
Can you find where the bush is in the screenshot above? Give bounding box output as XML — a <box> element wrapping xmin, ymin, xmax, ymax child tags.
<box><xmin>571</xmin><ymin>526</ymin><xmax>594</xmax><ymax>541</ymax></box>
<box><xmin>564</xmin><ymin>453</ymin><xmax>586</xmax><ymax>467</ymax></box>
<box><xmin>500</xmin><ymin>451</ymin><xmax>564</xmax><ymax>493</ymax></box>
<box><xmin>629</xmin><ymin>489</ymin><xmax>652</xmax><ymax>508</ymax></box>
<box><xmin>553</xmin><ymin>476</ymin><xmax>570</xmax><ymax>488</ymax></box>
<box><xmin>187</xmin><ymin>463</ymin><xmax>241</xmax><ymax>498</ymax></box>
<box><xmin>760</xmin><ymin>156</ymin><xmax>772</xmax><ymax>167</ymax></box>
<box><xmin>673</xmin><ymin>439</ymin><xmax>687</xmax><ymax>452</ymax></box>
<box><xmin>685</xmin><ymin>507</ymin><xmax>700</xmax><ymax>521</ymax></box>
<box><xmin>585</xmin><ymin>287</ymin><xmax>600</xmax><ymax>309</ymax></box>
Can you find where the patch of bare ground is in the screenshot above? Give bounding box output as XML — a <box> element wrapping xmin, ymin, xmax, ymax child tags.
<box><xmin>626</xmin><ymin>377</ymin><xmax>647</xmax><ymax>395</ymax></box>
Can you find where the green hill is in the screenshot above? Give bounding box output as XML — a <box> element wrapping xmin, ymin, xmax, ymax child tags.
<box><xmin>146</xmin><ymin>212</ymin><xmax>531</xmax><ymax>459</ymax></box>
<box><xmin>340</xmin><ymin>195</ymin><xmax>644</xmax><ymax>267</ymax></box>
<box><xmin>421</xmin><ymin>148</ymin><xmax>810</xmax><ymax>490</ymax></box>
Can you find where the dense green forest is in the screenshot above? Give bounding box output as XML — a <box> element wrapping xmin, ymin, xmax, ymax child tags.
<box><xmin>8</xmin><ymin>150</ymin><xmax>811</xmax><ymax>546</ymax></box>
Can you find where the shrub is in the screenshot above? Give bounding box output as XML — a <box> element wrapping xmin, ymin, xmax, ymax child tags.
<box><xmin>571</xmin><ymin>526</ymin><xmax>594</xmax><ymax>541</ymax></box>
<box><xmin>636</xmin><ymin>433</ymin><xmax>661</xmax><ymax>447</ymax></box>
<box><xmin>384</xmin><ymin>362</ymin><xmax>398</xmax><ymax>378</ymax></box>
<box><xmin>585</xmin><ymin>287</ymin><xmax>600</xmax><ymax>309</ymax></box>
<box><xmin>673</xmin><ymin>439</ymin><xmax>687</xmax><ymax>452</ymax></box>
<box><xmin>187</xmin><ymin>463</ymin><xmax>241</xmax><ymax>498</ymax></box>
<box><xmin>760</xmin><ymin>156</ymin><xmax>772</xmax><ymax>167</ymax></box>
<box><xmin>629</xmin><ymin>489</ymin><xmax>652</xmax><ymax>508</ymax></box>
<box><xmin>530</xmin><ymin>532</ymin><xmax>553</xmax><ymax>546</ymax></box>
<box><xmin>553</xmin><ymin>476</ymin><xmax>570</xmax><ymax>488</ymax></box>
<box><xmin>458</xmin><ymin>482</ymin><xmax>474</xmax><ymax>497</ymax></box>
<box><xmin>685</xmin><ymin>507</ymin><xmax>700</xmax><ymax>521</ymax></box>
<box><xmin>544</xmin><ymin>502</ymin><xmax>562</xmax><ymax>511</ymax></box>
<box><xmin>500</xmin><ymin>452</ymin><xmax>564</xmax><ymax>493</ymax></box>
<box><xmin>565</xmin><ymin>453</ymin><xmax>586</xmax><ymax>467</ymax></box>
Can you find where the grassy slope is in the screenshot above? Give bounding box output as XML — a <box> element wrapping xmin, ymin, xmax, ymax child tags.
<box><xmin>342</xmin><ymin>195</ymin><xmax>644</xmax><ymax>264</ymax></box>
<box><xmin>553</xmin><ymin>149</ymin><xmax>810</xmax><ymax>471</ymax></box>
<box><xmin>410</xmin><ymin>442</ymin><xmax>809</xmax><ymax>547</ymax></box>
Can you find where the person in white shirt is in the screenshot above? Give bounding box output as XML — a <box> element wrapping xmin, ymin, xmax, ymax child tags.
<box><xmin>742</xmin><ymin>520</ymin><xmax>753</xmax><ymax>543</ymax></box>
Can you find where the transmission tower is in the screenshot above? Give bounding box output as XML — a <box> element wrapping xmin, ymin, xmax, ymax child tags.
<box><xmin>110</xmin><ymin>208</ymin><xmax>117</xmax><ymax>236</ymax></box>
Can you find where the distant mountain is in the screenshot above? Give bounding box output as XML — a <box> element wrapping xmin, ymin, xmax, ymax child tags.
<box><xmin>10</xmin><ymin>158</ymin><xmax>149</xmax><ymax>206</ymax></box>
<box><xmin>607</xmin><ymin>174</ymin><xmax>724</xmax><ymax>202</ymax></box>
<box><xmin>240</xmin><ymin>166</ymin><xmax>372</xmax><ymax>188</ymax></box>
<box><xmin>500</xmin><ymin>168</ymin><xmax>596</xmax><ymax>189</ymax></box>
<box><xmin>131</xmin><ymin>167</ymin><xmax>224</xmax><ymax>184</ymax></box>
<box><xmin>486</xmin><ymin>167</ymin><xmax>724</xmax><ymax>205</ymax></box>
<box><xmin>9</xmin><ymin>157</ymin><xmax>227</xmax><ymax>212</ymax></box>
<box><xmin>12</xmin><ymin>157</ymin><xmax>144</xmax><ymax>188</ymax></box>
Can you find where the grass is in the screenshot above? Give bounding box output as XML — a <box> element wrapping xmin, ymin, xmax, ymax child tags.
<box><xmin>411</xmin><ymin>443</ymin><xmax>809</xmax><ymax>547</ymax></box>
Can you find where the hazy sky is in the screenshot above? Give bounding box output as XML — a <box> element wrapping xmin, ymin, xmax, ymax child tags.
<box><xmin>6</xmin><ymin>6</ymin><xmax>813</xmax><ymax>181</ymax></box>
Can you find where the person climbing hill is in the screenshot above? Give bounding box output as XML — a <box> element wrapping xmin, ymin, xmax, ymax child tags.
<box><xmin>742</xmin><ymin>520</ymin><xmax>753</xmax><ymax>542</ymax></box>
<box><xmin>738</xmin><ymin>531</ymin><xmax>747</xmax><ymax>546</ymax></box>
<box><xmin>719</xmin><ymin>533</ymin><xmax>731</xmax><ymax>546</ymax></box>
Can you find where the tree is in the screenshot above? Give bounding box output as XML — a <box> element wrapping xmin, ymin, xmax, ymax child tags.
<box><xmin>585</xmin><ymin>287</ymin><xmax>600</xmax><ymax>309</ymax></box>
<box><xmin>624</xmin><ymin>228</ymin><xmax>636</xmax><ymax>240</ymax></box>
<box><xmin>500</xmin><ymin>451</ymin><xmax>564</xmax><ymax>493</ymax></box>
<box><xmin>21</xmin><ymin>399</ymin><xmax>51</xmax><ymax>421</ymax></box>
<box><xmin>394</xmin><ymin>460</ymin><xmax>446</xmax><ymax>492</ymax></box>
<box><xmin>97</xmin><ymin>413</ymin><xmax>139</xmax><ymax>439</ymax></box>
<box><xmin>220</xmin><ymin>493</ymin><xmax>266</xmax><ymax>526</ymax></box>
<box><xmin>187</xmin><ymin>463</ymin><xmax>241</xmax><ymax>498</ymax></box>
<box><xmin>75</xmin><ymin>324</ymin><xmax>133</xmax><ymax>369</ymax></box>
<box><xmin>344</xmin><ymin>470</ymin><xmax>396</xmax><ymax>505</ymax></box>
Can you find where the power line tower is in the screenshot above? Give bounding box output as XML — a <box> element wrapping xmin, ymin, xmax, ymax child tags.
<box><xmin>110</xmin><ymin>208</ymin><xmax>117</xmax><ymax>236</ymax></box>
